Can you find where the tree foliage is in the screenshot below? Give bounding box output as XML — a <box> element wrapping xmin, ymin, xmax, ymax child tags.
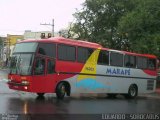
<box><xmin>70</xmin><ymin>0</ymin><xmax>160</xmax><ymax>57</ymax></box>
<box><xmin>118</xmin><ymin>0</ymin><xmax>160</xmax><ymax>56</ymax></box>
<box><xmin>70</xmin><ymin>0</ymin><xmax>136</xmax><ymax>47</ymax></box>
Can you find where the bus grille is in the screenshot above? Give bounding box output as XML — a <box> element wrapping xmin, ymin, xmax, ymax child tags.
<box><xmin>147</xmin><ymin>80</ymin><xmax>154</xmax><ymax>90</ymax></box>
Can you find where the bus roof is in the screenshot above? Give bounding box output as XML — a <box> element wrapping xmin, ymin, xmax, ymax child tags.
<box><xmin>122</xmin><ymin>51</ymin><xmax>157</xmax><ymax>59</ymax></box>
<box><xmin>19</xmin><ymin>37</ymin><xmax>157</xmax><ymax>59</ymax></box>
<box><xmin>101</xmin><ymin>48</ymin><xmax>156</xmax><ymax>59</ymax></box>
<box><xmin>20</xmin><ymin>37</ymin><xmax>102</xmax><ymax>49</ymax></box>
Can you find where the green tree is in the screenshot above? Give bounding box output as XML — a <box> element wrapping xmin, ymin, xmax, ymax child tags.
<box><xmin>118</xmin><ymin>0</ymin><xmax>160</xmax><ymax>56</ymax></box>
<box><xmin>71</xmin><ymin>0</ymin><xmax>160</xmax><ymax>57</ymax></box>
<box><xmin>71</xmin><ymin>0</ymin><xmax>136</xmax><ymax>48</ymax></box>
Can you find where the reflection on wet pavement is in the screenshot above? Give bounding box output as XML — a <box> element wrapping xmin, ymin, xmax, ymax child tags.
<box><xmin>0</xmin><ymin>93</ymin><xmax>159</xmax><ymax>114</ymax></box>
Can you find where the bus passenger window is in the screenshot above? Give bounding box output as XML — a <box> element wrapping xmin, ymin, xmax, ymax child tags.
<box><xmin>124</xmin><ymin>55</ymin><xmax>136</xmax><ymax>68</ymax></box>
<box><xmin>78</xmin><ymin>47</ymin><xmax>94</xmax><ymax>63</ymax></box>
<box><xmin>137</xmin><ymin>57</ymin><xmax>147</xmax><ymax>69</ymax></box>
<box><xmin>110</xmin><ymin>52</ymin><xmax>123</xmax><ymax>67</ymax></box>
<box><xmin>38</xmin><ymin>43</ymin><xmax>56</xmax><ymax>58</ymax></box>
<box><xmin>38</xmin><ymin>48</ymin><xmax>46</xmax><ymax>55</ymax></box>
<box><xmin>98</xmin><ymin>50</ymin><xmax>109</xmax><ymax>65</ymax></box>
<box><xmin>34</xmin><ymin>58</ymin><xmax>45</xmax><ymax>75</ymax></box>
<box><xmin>58</xmin><ymin>44</ymin><xmax>76</xmax><ymax>61</ymax></box>
<box><xmin>47</xmin><ymin>60</ymin><xmax>55</xmax><ymax>74</ymax></box>
<box><xmin>148</xmin><ymin>59</ymin><xmax>156</xmax><ymax>70</ymax></box>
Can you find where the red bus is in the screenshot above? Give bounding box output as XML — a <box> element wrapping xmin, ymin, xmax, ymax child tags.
<box><xmin>8</xmin><ymin>37</ymin><xmax>158</xmax><ymax>99</ymax></box>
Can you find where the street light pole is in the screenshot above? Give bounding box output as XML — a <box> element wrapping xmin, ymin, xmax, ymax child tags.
<box><xmin>52</xmin><ymin>19</ymin><xmax>54</xmax><ymax>37</ymax></box>
<box><xmin>7</xmin><ymin>38</ymin><xmax>10</xmax><ymax>59</ymax></box>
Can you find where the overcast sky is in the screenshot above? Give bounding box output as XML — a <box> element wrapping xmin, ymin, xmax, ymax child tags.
<box><xmin>0</xmin><ymin>0</ymin><xmax>85</xmax><ymax>36</ymax></box>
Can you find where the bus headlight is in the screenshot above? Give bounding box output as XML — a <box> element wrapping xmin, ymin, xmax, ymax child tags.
<box><xmin>24</xmin><ymin>86</ymin><xmax>28</xmax><ymax>90</ymax></box>
<box><xmin>21</xmin><ymin>81</ymin><xmax>29</xmax><ymax>85</ymax></box>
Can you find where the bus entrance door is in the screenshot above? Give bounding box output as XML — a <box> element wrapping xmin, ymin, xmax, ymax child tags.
<box><xmin>32</xmin><ymin>57</ymin><xmax>55</xmax><ymax>93</ymax></box>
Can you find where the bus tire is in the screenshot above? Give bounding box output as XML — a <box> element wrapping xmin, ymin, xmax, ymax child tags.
<box><xmin>125</xmin><ymin>84</ymin><xmax>138</xmax><ymax>99</ymax></box>
<box><xmin>37</xmin><ymin>93</ymin><xmax>45</xmax><ymax>97</ymax></box>
<box><xmin>56</xmin><ymin>82</ymin><xmax>66</xmax><ymax>99</ymax></box>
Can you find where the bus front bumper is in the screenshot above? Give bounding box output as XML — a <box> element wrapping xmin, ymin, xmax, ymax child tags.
<box><xmin>8</xmin><ymin>80</ymin><xmax>30</xmax><ymax>91</ymax></box>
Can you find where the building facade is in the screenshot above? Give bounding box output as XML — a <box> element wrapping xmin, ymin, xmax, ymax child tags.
<box><xmin>2</xmin><ymin>35</ymin><xmax>24</xmax><ymax>63</ymax></box>
<box><xmin>6</xmin><ymin>34</ymin><xmax>24</xmax><ymax>46</ymax></box>
<box><xmin>24</xmin><ymin>30</ymin><xmax>54</xmax><ymax>39</ymax></box>
<box><xmin>0</xmin><ymin>37</ymin><xmax>6</xmax><ymax>61</ymax></box>
<box><xmin>1</xmin><ymin>30</ymin><xmax>57</xmax><ymax>65</ymax></box>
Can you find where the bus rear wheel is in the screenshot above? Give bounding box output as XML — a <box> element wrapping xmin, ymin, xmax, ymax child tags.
<box><xmin>125</xmin><ymin>84</ymin><xmax>138</xmax><ymax>99</ymax></box>
<box><xmin>56</xmin><ymin>82</ymin><xmax>66</xmax><ymax>99</ymax></box>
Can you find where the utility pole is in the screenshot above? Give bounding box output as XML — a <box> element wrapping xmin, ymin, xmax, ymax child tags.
<box><xmin>40</xmin><ymin>19</ymin><xmax>54</xmax><ymax>37</ymax></box>
<box><xmin>8</xmin><ymin>37</ymin><xmax>10</xmax><ymax>61</ymax></box>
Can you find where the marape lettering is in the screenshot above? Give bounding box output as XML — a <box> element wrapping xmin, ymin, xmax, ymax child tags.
<box><xmin>106</xmin><ymin>68</ymin><xmax>131</xmax><ymax>76</ymax></box>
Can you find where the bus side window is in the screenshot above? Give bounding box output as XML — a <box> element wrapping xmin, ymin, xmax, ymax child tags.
<box><xmin>137</xmin><ymin>57</ymin><xmax>147</xmax><ymax>69</ymax></box>
<box><xmin>58</xmin><ymin>44</ymin><xmax>76</xmax><ymax>61</ymax></box>
<box><xmin>38</xmin><ymin>43</ymin><xmax>56</xmax><ymax>58</ymax></box>
<box><xmin>77</xmin><ymin>47</ymin><xmax>94</xmax><ymax>63</ymax></box>
<box><xmin>124</xmin><ymin>55</ymin><xmax>136</xmax><ymax>68</ymax></box>
<box><xmin>47</xmin><ymin>59</ymin><xmax>55</xmax><ymax>74</ymax></box>
<box><xmin>124</xmin><ymin>55</ymin><xmax>130</xmax><ymax>67</ymax></box>
<box><xmin>34</xmin><ymin>58</ymin><xmax>45</xmax><ymax>75</ymax></box>
<box><xmin>98</xmin><ymin>50</ymin><xmax>109</xmax><ymax>65</ymax></box>
<box><xmin>148</xmin><ymin>59</ymin><xmax>156</xmax><ymax>70</ymax></box>
<box><xmin>110</xmin><ymin>52</ymin><xmax>123</xmax><ymax>67</ymax></box>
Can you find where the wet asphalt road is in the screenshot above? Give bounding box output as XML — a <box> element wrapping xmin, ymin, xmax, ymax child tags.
<box><xmin>0</xmin><ymin>69</ymin><xmax>160</xmax><ymax>120</ymax></box>
<box><xmin>0</xmin><ymin>91</ymin><xmax>160</xmax><ymax>114</ymax></box>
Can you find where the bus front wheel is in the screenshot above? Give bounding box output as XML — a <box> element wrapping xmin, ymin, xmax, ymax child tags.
<box><xmin>125</xmin><ymin>84</ymin><xmax>138</xmax><ymax>99</ymax></box>
<box><xmin>56</xmin><ymin>82</ymin><xmax>66</xmax><ymax>99</ymax></box>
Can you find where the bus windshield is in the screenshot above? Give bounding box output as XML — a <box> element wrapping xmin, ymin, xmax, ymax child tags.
<box><xmin>10</xmin><ymin>53</ymin><xmax>34</xmax><ymax>75</ymax></box>
<box><xmin>13</xmin><ymin>42</ymin><xmax>38</xmax><ymax>53</ymax></box>
<box><xmin>10</xmin><ymin>42</ymin><xmax>38</xmax><ymax>75</ymax></box>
